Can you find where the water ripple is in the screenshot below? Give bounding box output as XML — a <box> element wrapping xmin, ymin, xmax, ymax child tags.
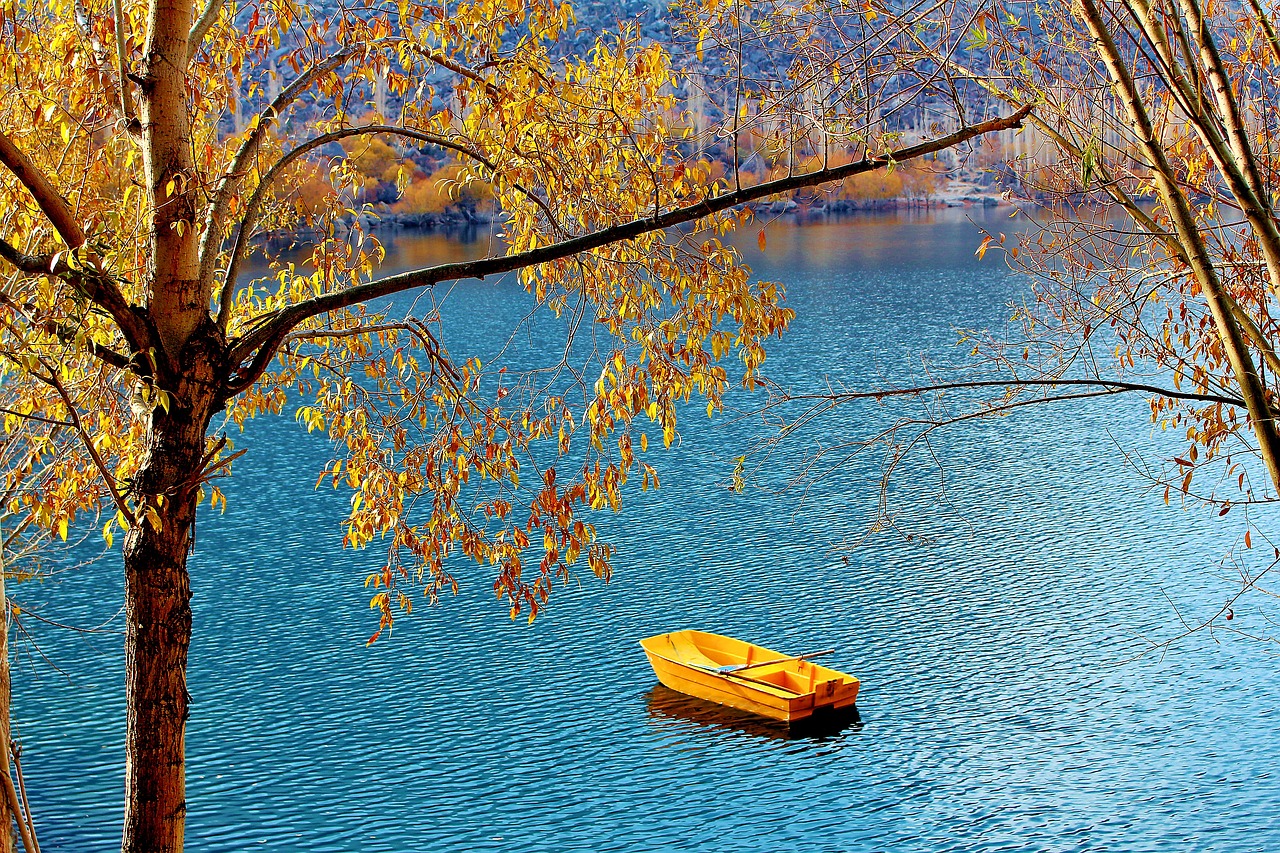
<box><xmin>18</xmin><ymin>212</ymin><xmax>1280</xmax><ymax>852</ymax></box>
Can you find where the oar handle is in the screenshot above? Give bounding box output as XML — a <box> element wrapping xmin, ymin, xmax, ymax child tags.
<box><xmin>718</xmin><ymin>648</ymin><xmax>836</xmax><ymax>674</ymax></box>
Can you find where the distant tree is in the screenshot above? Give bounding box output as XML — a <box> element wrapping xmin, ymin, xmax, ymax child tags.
<box><xmin>0</xmin><ymin>0</ymin><xmax>1027</xmax><ymax>849</ymax></box>
<box><xmin>757</xmin><ymin>0</ymin><xmax>1280</xmax><ymax>638</ymax></box>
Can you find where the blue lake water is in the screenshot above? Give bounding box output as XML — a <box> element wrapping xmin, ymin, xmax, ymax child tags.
<box><xmin>16</xmin><ymin>208</ymin><xmax>1280</xmax><ymax>852</ymax></box>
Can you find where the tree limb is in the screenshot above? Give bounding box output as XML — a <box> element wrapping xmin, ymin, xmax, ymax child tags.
<box><xmin>773</xmin><ymin>377</ymin><xmax>1246</xmax><ymax>410</ymax></box>
<box><xmin>113</xmin><ymin>0</ymin><xmax>138</xmax><ymax>128</ymax></box>
<box><xmin>187</xmin><ymin>0</ymin><xmax>225</xmax><ymax>62</ymax></box>
<box><xmin>225</xmin><ymin>105</ymin><xmax>1033</xmax><ymax>391</ymax></box>
<box><xmin>0</xmin><ymin>239</ymin><xmax>57</xmax><ymax>278</ymax></box>
<box><xmin>0</xmin><ymin>238</ymin><xmax>149</xmax><ymax>359</ymax></box>
<box><xmin>196</xmin><ymin>47</ymin><xmax>361</xmax><ymax>291</ymax></box>
<box><xmin>0</xmin><ymin>408</ymin><xmax>72</xmax><ymax>428</ymax></box>
<box><xmin>0</xmin><ymin>141</ymin><xmax>152</xmax><ymax>355</ymax></box>
<box><xmin>0</xmin><ymin>741</ymin><xmax>36</xmax><ymax>853</ymax></box>
<box><xmin>402</xmin><ymin>45</ymin><xmax>500</xmax><ymax>99</ymax></box>
<box><xmin>0</xmin><ymin>131</ymin><xmax>87</xmax><ymax>250</ymax></box>
<box><xmin>1173</xmin><ymin>0</ymin><xmax>1280</xmax><ymax>294</ymax></box>
<box><xmin>218</xmin><ymin>124</ymin><xmax>560</xmax><ymax>330</ymax></box>
<box><xmin>1242</xmin><ymin>0</ymin><xmax>1280</xmax><ymax>65</ymax></box>
<box><xmin>10</xmin><ymin>742</ymin><xmax>37</xmax><ymax>853</ymax></box>
<box><xmin>36</xmin><ymin>357</ymin><xmax>134</xmax><ymax>524</ymax></box>
<box><xmin>0</xmin><ymin>290</ymin><xmax>130</xmax><ymax>370</ymax></box>
<box><xmin>1077</xmin><ymin>0</ymin><xmax>1280</xmax><ymax>490</ymax></box>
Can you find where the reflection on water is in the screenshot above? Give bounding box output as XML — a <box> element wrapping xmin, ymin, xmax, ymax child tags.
<box><xmin>645</xmin><ymin>684</ymin><xmax>863</xmax><ymax>741</ymax></box>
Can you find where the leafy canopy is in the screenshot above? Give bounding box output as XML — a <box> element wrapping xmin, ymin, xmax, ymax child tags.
<box><xmin>0</xmin><ymin>0</ymin><xmax>1023</xmax><ymax>641</ymax></box>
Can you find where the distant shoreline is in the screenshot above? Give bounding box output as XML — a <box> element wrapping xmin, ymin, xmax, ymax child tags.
<box><xmin>355</xmin><ymin>186</ymin><xmax>1012</xmax><ymax>234</ymax></box>
<box><xmin>274</xmin><ymin>179</ymin><xmax>1015</xmax><ymax>245</ymax></box>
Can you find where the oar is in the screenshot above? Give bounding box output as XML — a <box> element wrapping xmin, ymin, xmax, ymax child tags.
<box><xmin>716</xmin><ymin>648</ymin><xmax>836</xmax><ymax>674</ymax></box>
<box><xmin>686</xmin><ymin>661</ymin><xmax>804</xmax><ymax>694</ymax></box>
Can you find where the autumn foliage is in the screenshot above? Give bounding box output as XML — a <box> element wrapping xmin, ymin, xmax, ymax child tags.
<box><xmin>0</xmin><ymin>0</ymin><xmax>1029</xmax><ymax>849</ymax></box>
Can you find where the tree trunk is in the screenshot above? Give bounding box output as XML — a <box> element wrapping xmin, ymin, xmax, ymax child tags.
<box><xmin>1076</xmin><ymin>0</ymin><xmax>1280</xmax><ymax>494</ymax></box>
<box><xmin>120</xmin><ymin>322</ymin><xmax>225</xmax><ymax>853</ymax></box>
<box><xmin>0</xmin><ymin>547</ymin><xmax>15</xmax><ymax>853</ymax></box>
<box><xmin>120</xmin><ymin>496</ymin><xmax>194</xmax><ymax>853</ymax></box>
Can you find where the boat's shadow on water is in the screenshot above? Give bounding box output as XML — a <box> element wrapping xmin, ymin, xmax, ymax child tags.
<box><xmin>644</xmin><ymin>685</ymin><xmax>863</xmax><ymax>741</ymax></box>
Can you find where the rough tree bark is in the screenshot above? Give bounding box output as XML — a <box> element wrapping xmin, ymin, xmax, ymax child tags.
<box><xmin>119</xmin><ymin>0</ymin><xmax>212</xmax><ymax>844</ymax></box>
<box><xmin>119</xmin><ymin>323</ymin><xmax>226</xmax><ymax>853</ymax></box>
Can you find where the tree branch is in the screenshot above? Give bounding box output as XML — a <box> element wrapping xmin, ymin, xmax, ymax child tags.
<box><xmin>225</xmin><ymin>105</ymin><xmax>1032</xmax><ymax>391</ymax></box>
<box><xmin>196</xmin><ymin>47</ymin><xmax>361</xmax><ymax>291</ymax></box>
<box><xmin>1242</xmin><ymin>0</ymin><xmax>1280</xmax><ymax>65</ymax></box>
<box><xmin>0</xmin><ymin>131</ymin><xmax>87</xmax><ymax>249</ymax></box>
<box><xmin>773</xmin><ymin>377</ymin><xmax>1246</xmax><ymax>410</ymax></box>
<box><xmin>187</xmin><ymin>0</ymin><xmax>225</xmax><ymax>62</ymax></box>
<box><xmin>0</xmin><ymin>407</ymin><xmax>72</xmax><ymax>428</ymax></box>
<box><xmin>37</xmin><ymin>357</ymin><xmax>134</xmax><ymax>524</ymax></box>
<box><xmin>403</xmin><ymin>45</ymin><xmax>500</xmax><ymax>98</ymax></box>
<box><xmin>113</xmin><ymin>0</ymin><xmax>138</xmax><ymax>129</ymax></box>
<box><xmin>0</xmin><ymin>239</ymin><xmax>56</xmax><ymax>277</ymax></box>
<box><xmin>218</xmin><ymin>124</ymin><xmax>558</xmax><ymax>330</ymax></box>
<box><xmin>0</xmin><ymin>290</ymin><xmax>130</xmax><ymax>370</ymax></box>
<box><xmin>1077</xmin><ymin>0</ymin><xmax>1280</xmax><ymax>490</ymax></box>
<box><xmin>0</xmin><ymin>238</ymin><xmax>150</xmax><ymax>358</ymax></box>
<box><xmin>1173</xmin><ymin>0</ymin><xmax>1280</xmax><ymax>294</ymax></box>
<box><xmin>0</xmin><ymin>744</ymin><xmax>37</xmax><ymax>853</ymax></box>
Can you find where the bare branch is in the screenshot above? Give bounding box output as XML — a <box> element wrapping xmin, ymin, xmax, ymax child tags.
<box><xmin>226</xmin><ymin>106</ymin><xmax>1033</xmax><ymax>391</ymax></box>
<box><xmin>773</xmin><ymin>377</ymin><xmax>1245</xmax><ymax>410</ymax></box>
<box><xmin>1123</xmin><ymin>555</ymin><xmax>1280</xmax><ymax>660</ymax></box>
<box><xmin>0</xmin><ymin>743</ymin><xmax>37</xmax><ymax>853</ymax></box>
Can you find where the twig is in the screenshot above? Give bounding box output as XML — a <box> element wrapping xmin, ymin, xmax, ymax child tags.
<box><xmin>12</xmin><ymin>743</ymin><xmax>37</xmax><ymax>853</ymax></box>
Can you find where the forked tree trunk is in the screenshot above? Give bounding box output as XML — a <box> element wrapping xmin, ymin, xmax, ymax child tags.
<box><xmin>119</xmin><ymin>323</ymin><xmax>225</xmax><ymax>853</ymax></box>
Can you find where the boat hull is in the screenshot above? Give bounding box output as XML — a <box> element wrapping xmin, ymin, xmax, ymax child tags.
<box><xmin>640</xmin><ymin>630</ymin><xmax>859</xmax><ymax>722</ymax></box>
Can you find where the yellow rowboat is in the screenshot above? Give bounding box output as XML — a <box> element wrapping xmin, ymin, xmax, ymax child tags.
<box><xmin>639</xmin><ymin>630</ymin><xmax>859</xmax><ymax>722</ymax></box>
